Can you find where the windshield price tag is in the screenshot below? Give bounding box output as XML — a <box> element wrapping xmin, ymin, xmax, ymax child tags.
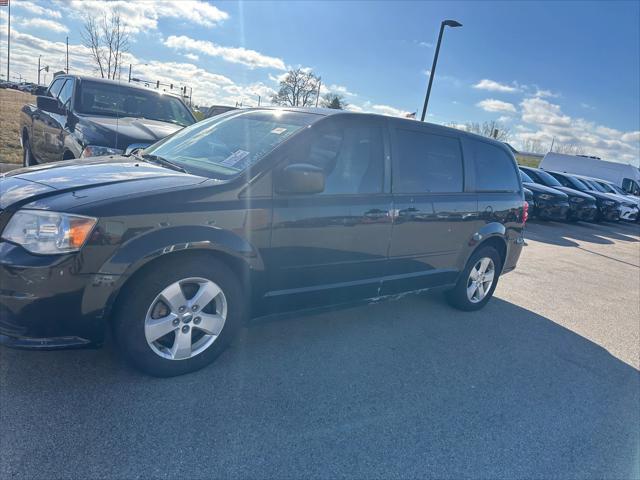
<box><xmin>270</xmin><ymin>127</ymin><xmax>287</xmax><ymax>135</ymax></box>
<box><xmin>220</xmin><ymin>150</ymin><xmax>250</xmax><ymax>168</ymax></box>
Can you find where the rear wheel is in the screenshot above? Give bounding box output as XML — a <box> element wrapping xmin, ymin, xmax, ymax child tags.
<box><xmin>447</xmin><ymin>246</ymin><xmax>502</xmax><ymax>311</ymax></box>
<box><xmin>22</xmin><ymin>135</ymin><xmax>37</xmax><ymax>167</ymax></box>
<box><xmin>114</xmin><ymin>255</ymin><xmax>245</xmax><ymax>377</ymax></box>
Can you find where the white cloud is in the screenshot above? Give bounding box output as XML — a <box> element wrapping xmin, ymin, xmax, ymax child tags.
<box><xmin>165</xmin><ymin>35</ymin><xmax>286</xmax><ymax>70</ymax></box>
<box><xmin>418</xmin><ymin>41</ymin><xmax>433</xmax><ymax>48</ymax></box>
<box><xmin>63</xmin><ymin>0</ymin><xmax>228</xmax><ymax>33</ymax></box>
<box><xmin>184</xmin><ymin>53</ymin><xmax>199</xmax><ymax>61</ymax></box>
<box><xmin>371</xmin><ymin>104</ymin><xmax>412</xmax><ymax>117</ymax></box>
<box><xmin>476</xmin><ymin>99</ymin><xmax>517</xmax><ymax>113</ymax></box>
<box><xmin>517</xmin><ymin>97</ymin><xmax>639</xmax><ymax>164</ymax></box>
<box><xmin>20</xmin><ymin>17</ymin><xmax>69</xmax><ymax>33</ymax></box>
<box><xmin>497</xmin><ymin>115</ymin><xmax>513</xmax><ymax>123</ymax></box>
<box><xmin>473</xmin><ymin>79</ymin><xmax>519</xmax><ymax>93</ymax></box>
<box><xmin>533</xmin><ymin>88</ymin><xmax>560</xmax><ymax>98</ymax></box>
<box><xmin>580</xmin><ymin>102</ymin><xmax>596</xmax><ymax>110</ymax></box>
<box><xmin>14</xmin><ymin>0</ymin><xmax>62</xmax><ymax>18</ymax></box>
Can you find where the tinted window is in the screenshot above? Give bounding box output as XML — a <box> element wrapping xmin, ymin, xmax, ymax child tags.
<box><xmin>535</xmin><ymin>169</ymin><xmax>563</xmax><ymax>187</ymax></box>
<box><xmin>76</xmin><ymin>81</ymin><xmax>195</xmax><ymax>126</ymax></box>
<box><xmin>520</xmin><ymin>170</ymin><xmax>534</xmax><ymax>183</ymax></box>
<box><xmin>299</xmin><ymin>122</ymin><xmax>384</xmax><ymax>194</ymax></box>
<box><xmin>474</xmin><ymin>141</ymin><xmax>519</xmax><ymax>192</ymax></box>
<box><xmin>57</xmin><ymin>79</ymin><xmax>73</xmax><ymax>107</ymax></box>
<box><xmin>393</xmin><ymin>129</ymin><xmax>463</xmax><ymax>193</ymax></box>
<box><xmin>48</xmin><ymin>78</ymin><xmax>65</xmax><ymax>98</ymax></box>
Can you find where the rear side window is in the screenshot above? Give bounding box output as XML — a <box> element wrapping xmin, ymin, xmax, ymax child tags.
<box><xmin>473</xmin><ymin>141</ymin><xmax>519</xmax><ymax>192</ymax></box>
<box><xmin>393</xmin><ymin>129</ymin><xmax>463</xmax><ymax>193</ymax></box>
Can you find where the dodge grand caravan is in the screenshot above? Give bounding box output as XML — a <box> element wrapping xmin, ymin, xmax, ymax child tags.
<box><xmin>0</xmin><ymin>109</ymin><xmax>526</xmax><ymax>376</ymax></box>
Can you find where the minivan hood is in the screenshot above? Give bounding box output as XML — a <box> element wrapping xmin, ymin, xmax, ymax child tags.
<box><xmin>0</xmin><ymin>156</ymin><xmax>206</xmax><ymax>210</ymax></box>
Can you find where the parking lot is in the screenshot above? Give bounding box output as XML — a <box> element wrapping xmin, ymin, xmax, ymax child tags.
<box><xmin>1</xmin><ymin>220</ymin><xmax>638</xmax><ymax>479</ymax></box>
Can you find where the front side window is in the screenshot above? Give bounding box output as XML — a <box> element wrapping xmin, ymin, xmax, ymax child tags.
<box><xmin>47</xmin><ymin>78</ymin><xmax>65</xmax><ymax>98</ymax></box>
<box><xmin>145</xmin><ymin>110</ymin><xmax>319</xmax><ymax>178</ymax></box>
<box><xmin>57</xmin><ymin>79</ymin><xmax>74</xmax><ymax>107</ymax></box>
<box><xmin>290</xmin><ymin>121</ymin><xmax>384</xmax><ymax>194</ymax></box>
<box><xmin>76</xmin><ymin>81</ymin><xmax>195</xmax><ymax>126</ymax></box>
<box><xmin>474</xmin><ymin>141</ymin><xmax>519</xmax><ymax>192</ymax></box>
<box><xmin>393</xmin><ymin>129</ymin><xmax>463</xmax><ymax>193</ymax></box>
<box><xmin>622</xmin><ymin>178</ymin><xmax>640</xmax><ymax>195</ymax></box>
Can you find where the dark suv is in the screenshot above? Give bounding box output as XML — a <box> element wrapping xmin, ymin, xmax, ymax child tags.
<box><xmin>0</xmin><ymin>109</ymin><xmax>526</xmax><ymax>376</ymax></box>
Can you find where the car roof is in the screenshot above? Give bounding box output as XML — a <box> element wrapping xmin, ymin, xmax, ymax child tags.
<box><xmin>56</xmin><ymin>75</ymin><xmax>186</xmax><ymax>100</ymax></box>
<box><xmin>242</xmin><ymin>107</ymin><xmax>512</xmax><ymax>150</ymax></box>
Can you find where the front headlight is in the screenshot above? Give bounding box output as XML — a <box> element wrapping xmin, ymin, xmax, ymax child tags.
<box><xmin>570</xmin><ymin>196</ymin><xmax>584</xmax><ymax>203</ymax></box>
<box><xmin>538</xmin><ymin>193</ymin><xmax>554</xmax><ymax>200</ymax></box>
<box><xmin>2</xmin><ymin>210</ymin><xmax>97</xmax><ymax>254</ymax></box>
<box><xmin>81</xmin><ymin>145</ymin><xmax>124</xmax><ymax>158</ymax></box>
<box><xmin>602</xmin><ymin>200</ymin><xmax>616</xmax><ymax>206</ymax></box>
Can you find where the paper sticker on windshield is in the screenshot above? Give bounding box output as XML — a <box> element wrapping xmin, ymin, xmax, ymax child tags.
<box><xmin>220</xmin><ymin>149</ymin><xmax>250</xmax><ymax>168</ymax></box>
<box><xmin>270</xmin><ymin>127</ymin><xmax>287</xmax><ymax>135</ymax></box>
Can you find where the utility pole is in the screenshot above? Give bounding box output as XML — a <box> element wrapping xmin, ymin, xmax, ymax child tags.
<box><xmin>315</xmin><ymin>77</ymin><xmax>322</xmax><ymax>107</ymax></box>
<box><xmin>37</xmin><ymin>55</ymin><xmax>40</xmax><ymax>85</ymax></box>
<box><xmin>66</xmin><ymin>36</ymin><xmax>69</xmax><ymax>73</ymax></box>
<box><xmin>6</xmin><ymin>0</ymin><xmax>10</xmax><ymax>84</ymax></box>
<box><xmin>128</xmin><ymin>64</ymin><xmax>132</xmax><ymax>82</ymax></box>
<box><xmin>257</xmin><ymin>95</ymin><xmax>261</xmax><ymax>107</ymax></box>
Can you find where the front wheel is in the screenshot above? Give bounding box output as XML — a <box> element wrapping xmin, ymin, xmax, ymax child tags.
<box><xmin>447</xmin><ymin>246</ymin><xmax>502</xmax><ymax>311</ymax></box>
<box><xmin>114</xmin><ymin>255</ymin><xmax>246</xmax><ymax>377</ymax></box>
<box><xmin>22</xmin><ymin>135</ymin><xmax>37</xmax><ymax>167</ymax></box>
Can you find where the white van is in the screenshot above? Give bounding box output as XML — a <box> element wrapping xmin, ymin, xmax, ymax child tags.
<box><xmin>540</xmin><ymin>152</ymin><xmax>640</xmax><ymax>196</ymax></box>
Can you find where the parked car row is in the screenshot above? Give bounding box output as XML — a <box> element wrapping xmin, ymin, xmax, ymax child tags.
<box><xmin>519</xmin><ymin>166</ymin><xmax>639</xmax><ymax>223</ymax></box>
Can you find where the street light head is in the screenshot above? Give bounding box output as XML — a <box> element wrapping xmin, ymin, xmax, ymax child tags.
<box><xmin>443</xmin><ymin>20</ymin><xmax>463</xmax><ymax>28</ymax></box>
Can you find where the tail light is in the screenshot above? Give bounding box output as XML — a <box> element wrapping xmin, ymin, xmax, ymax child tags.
<box><xmin>522</xmin><ymin>200</ymin><xmax>529</xmax><ymax>224</ymax></box>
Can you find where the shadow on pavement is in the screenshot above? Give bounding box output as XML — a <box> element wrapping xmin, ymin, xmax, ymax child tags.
<box><xmin>1</xmin><ymin>294</ymin><xmax>639</xmax><ymax>479</ymax></box>
<box><xmin>526</xmin><ymin>219</ymin><xmax>640</xmax><ymax>248</ymax></box>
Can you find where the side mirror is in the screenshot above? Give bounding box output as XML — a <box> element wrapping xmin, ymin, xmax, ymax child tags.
<box><xmin>36</xmin><ymin>95</ymin><xmax>65</xmax><ymax>115</ymax></box>
<box><xmin>276</xmin><ymin>163</ymin><xmax>325</xmax><ymax>195</ymax></box>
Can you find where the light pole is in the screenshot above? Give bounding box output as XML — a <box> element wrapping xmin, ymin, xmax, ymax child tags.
<box><xmin>37</xmin><ymin>55</ymin><xmax>49</xmax><ymax>85</ymax></box>
<box><xmin>420</xmin><ymin>19</ymin><xmax>462</xmax><ymax>122</ymax></box>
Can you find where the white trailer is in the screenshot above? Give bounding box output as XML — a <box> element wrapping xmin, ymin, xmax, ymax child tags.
<box><xmin>540</xmin><ymin>152</ymin><xmax>640</xmax><ymax>195</ymax></box>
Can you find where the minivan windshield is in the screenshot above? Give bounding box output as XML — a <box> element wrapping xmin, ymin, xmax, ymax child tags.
<box><xmin>144</xmin><ymin>110</ymin><xmax>319</xmax><ymax>178</ymax></box>
<box><xmin>76</xmin><ymin>81</ymin><xmax>195</xmax><ymax>127</ymax></box>
<box><xmin>520</xmin><ymin>170</ymin><xmax>534</xmax><ymax>183</ymax></box>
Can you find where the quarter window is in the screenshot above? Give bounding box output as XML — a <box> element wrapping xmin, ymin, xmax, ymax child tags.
<box><xmin>393</xmin><ymin>129</ymin><xmax>463</xmax><ymax>193</ymax></box>
<box><xmin>473</xmin><ymin>141</ymin><xmax>519</xmax><ymax>192</ymax></box>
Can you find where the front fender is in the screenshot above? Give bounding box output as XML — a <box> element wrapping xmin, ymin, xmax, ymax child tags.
<box><xmin>81</xmin><ymin>225</ymin><xmax>264</xmax><ymax>325</ymax></box>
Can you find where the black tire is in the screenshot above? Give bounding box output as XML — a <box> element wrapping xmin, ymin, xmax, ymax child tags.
<box><xmin>113</xmin><ymin>254</ymin><xmax>246</xmax><ymax>377</ymax></box>
<box><xmin>446</xmin><ymin>246</ymin><xmax>502</xmax><ymax>311</ymax></box>
<box><xmin>22</xmin><ymin>135</ymin><xmax>37</xmax><ymax>167</ymax></box>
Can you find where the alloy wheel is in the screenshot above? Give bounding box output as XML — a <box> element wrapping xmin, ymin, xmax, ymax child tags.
<box><xmin>466</xmin><ymin>257</ymin><xmax>495</xmax><ymax>303</ymax></box>
<box><xmin>144</xmin><ymin>277</ymin><xmax>227</xmax><ymax>360</ymax></box>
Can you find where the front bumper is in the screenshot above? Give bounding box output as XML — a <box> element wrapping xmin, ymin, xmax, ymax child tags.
<box><xmin>598</xmin><ymin>205</ymin><xmax>620</xmax><ymax>222</ymax></box>
<box><xmin>536</xmin><ymin>201</ymin><xmax>570</xmax><ymax>221</ymax></box>
<box><xmin>619</xmin><ymin>206</ymin><xmax>638</xmax><ymax>222</ymax></box>
<box><xmin>568</xmin><ymin>202</ymin><xmax>598</xmax><ymax>222</ymax></box>
<box><xmin>0</xmin><ymin>241</ymin><xmax>114</xmax><ymax>349</ymax></box>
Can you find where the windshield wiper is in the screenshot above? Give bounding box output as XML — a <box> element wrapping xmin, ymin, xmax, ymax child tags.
<box><xmin>138</xmin><ymin>153</ymin><xmax>188</xmax><ymax>174</ymax></box>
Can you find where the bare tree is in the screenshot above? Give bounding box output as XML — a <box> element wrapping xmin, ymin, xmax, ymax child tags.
<box><xmin>553</xmin><ymin>143</ymin><xmax>586</xmax><ymax>155</ymax></box>
<box><xmin>465</xmin><ymin>121</ymin><xmax>511</xmax><ymax>141</ymax></box>
<box><xmin>271</xmin><ymin>68</ymin><xmax>321</xmax><ymax>107</ymax></box>
<box><xmin>321</xmin><ymin>93</ymin><xmax>347</xmax><ymax>110</ymax></box>
<box><xmin>82</xmin><ymin>10</ymin><xmax>130</xmax><ymax>80</ymax></box>
<box><xmin>520</xmin><ymin>138</ymin><xmax>547</xmax><ymax>154</ymax></box>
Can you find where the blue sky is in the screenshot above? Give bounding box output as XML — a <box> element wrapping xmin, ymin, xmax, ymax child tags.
<box><xmin>1</xmin><ymin>0</ymin><xmax>639</xmax><ymax>164</ymax></box>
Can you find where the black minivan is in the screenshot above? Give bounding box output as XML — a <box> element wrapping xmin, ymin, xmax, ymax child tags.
<box><xmin>0</xmin><ymin>109</ymin><xmax>526</xmax><ymax>376</ymax></box>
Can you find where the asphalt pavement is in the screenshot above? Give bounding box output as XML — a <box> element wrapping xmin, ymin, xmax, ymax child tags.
<box><xmin>1</xmin><ymin>220</ymin><xmax>639</xmax><ymax>479</ymax></box>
